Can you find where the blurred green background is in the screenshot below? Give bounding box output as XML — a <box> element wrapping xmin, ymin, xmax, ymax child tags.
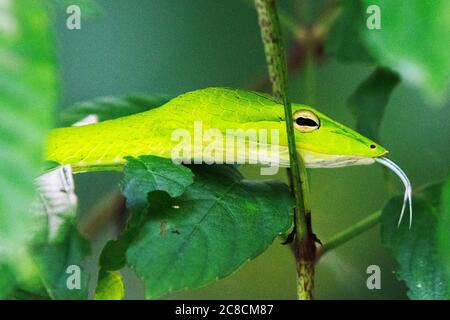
<box><xmin>52</xmin><ymin>0</ymin><xmax>449</xmax><ymax>299</ymax></box>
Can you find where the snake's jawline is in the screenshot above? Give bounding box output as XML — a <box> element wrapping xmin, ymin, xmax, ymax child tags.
<box><xmin>68</xmin><ymin>152</ymin><xmax>377</xmax><ymax>174</ymax></box>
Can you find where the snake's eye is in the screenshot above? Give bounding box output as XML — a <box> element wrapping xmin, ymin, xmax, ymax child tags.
<box><xmin>293</xmin><ymin>110</ymin><xmax>320</xmax><ymax>133</ymax></box>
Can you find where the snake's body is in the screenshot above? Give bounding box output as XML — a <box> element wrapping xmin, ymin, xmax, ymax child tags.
<box><xmin>46</xmin><ymin>88</ymin><xmax>385</xmax><ymax>172</ymax></box>
<box><xmin>45</xmin><ymin>87</ymin><xmax>413</xmax><ymax>226</ymax></box>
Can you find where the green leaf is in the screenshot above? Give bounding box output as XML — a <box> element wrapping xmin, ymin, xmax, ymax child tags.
<box><xmin>361</xmin><ymin>0</ymin><xmax>450</xmax><ymax>103</ymax></box>
<box><xmin>10</xmin><ymin>225</ymin><xmax>91</xmax><ymax>300</ymax></box>
<box><xmin>98</xmin><ymin>156</ymin><xmax>194</xmax><ymax>283</ymax></box>
<box><xmin>0</xmin><ymin>0</ymin><xmax>57</xmax><ymax>295</ymax></box>
<box><xmin>326</xmin><ymin>0</ymin><xmax>373</xmax><ymax>63</ymax></box>
<box><xmin>99</xmin><ymin>230</ymin><xmax>134</xmax><ymax>272</ymax></box>
<box><xmin>0</xmin><ymin>265</ymin><xmax>16</xmax><ymax>298</ymax></box>
<box><xmin>32</xmin><ymin>226</ymin><xmax>91</xmax><ymax>300</ymax></box>
<box><xmin>9</xmin><ymin>164</ymin><xmax>89</xmax><ymax>300</ymax></box>
<box><xmin>120</xmin><ymin>155</ymin><xmax>194</xmax><ymax>210</ymax></box>
<box><xmin>95</xmin><ymin>270</ymin><xmax>125</xmax><ymax>300</ymax></box>
<box><xmin>381</xmin><ymin>182</ymin><xmax>450</xmax><ymax>299</ymax></box>
<box><xmin>59</xmin><ymin>95</ymin><xmax>171</xmax><ymax>127</ymax></box>
<box><xmin>438</xmin><ymin>178</ymin><xmax>450</xmax><ymax>296</ymax></box>
<box><xmin>347</xmin><ymin>67</ymin><xmax>400</xmax><ymax>140</ymax></box>
<box><xmin>127</xmin><ymin>165</ymin><xmax>294</xmax><ymax>299</ymax></box>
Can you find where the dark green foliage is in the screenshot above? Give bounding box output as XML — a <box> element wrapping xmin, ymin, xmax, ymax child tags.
<box><xmin>347</xmin><ymin>67</ymin><xmax>399</xmax><ymax>140</ymax></box>
<box><xmin>381</xmin><ymin>182</ymin><xmax>450</xmax><ymax>299</ymax></box>
<box><xmin>0</xmin><ymin>0</ymin><xmax>57</xmax><ymax>297</ymax></box>
<box><xmin>361</xmin><ymin>0</ymin><xmax>450</xmax><ymax>102</ymax></box>
<box><xmin>126</xmin><ymin>164</ymin><xmax>294</xmax><ymax>298</ymax></box>
<box><xmin>326</xmin><ymin>0</ymin><xmax>373</xmax><ymax>63</ymax></box>
<box><xmin>32</xmin><ymin>226</ymin><xmax>91</xmax><ymax>299</ymax></box>
<box><xmin>98</xmin><ymin>157</ymin><xmax>294</xmax><ymax>298</ymax></box>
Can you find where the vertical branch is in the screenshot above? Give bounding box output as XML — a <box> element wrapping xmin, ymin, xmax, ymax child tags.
<box><xmin>254</xmin><ymin>0</ymin><xmax>316</xmax><ymax>299</ymax></box>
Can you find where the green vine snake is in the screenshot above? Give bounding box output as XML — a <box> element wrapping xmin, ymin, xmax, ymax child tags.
<box><xmin>45</xmin><ymin>87</ymin><xmax>412</xmax><ymax>226</ymax></box>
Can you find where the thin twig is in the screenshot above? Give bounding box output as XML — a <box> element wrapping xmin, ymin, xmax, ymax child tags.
<box><xmin>78</xmin><ymin>190</ymin><xmax>126</xmax><ymax>239</ymax></box>
<box><xmin>254</xmin><ymin>0</ymin><xmax>316</xmax><ymax>300</ymax></box>
<box><xmin>317</xmin><ymin>210</ymin><xmax>382</xmax><ymax>259</ymax></box>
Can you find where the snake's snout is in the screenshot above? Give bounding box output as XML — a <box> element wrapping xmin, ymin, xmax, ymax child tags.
<box><xmin>366</xmin><ymin>141</ymin><xmax>388</xmax><ymax>158</ymax></box>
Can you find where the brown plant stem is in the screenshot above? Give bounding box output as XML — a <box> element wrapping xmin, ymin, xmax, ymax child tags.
<box><xmin>78</xmin><ymin>190</ymin><xmax>126</xmax><ymax>239</ymax></box>
<box><xmin>254</xmin><ymin>0</ymin><xmax>316</xmax><ymax>300</ymax></box>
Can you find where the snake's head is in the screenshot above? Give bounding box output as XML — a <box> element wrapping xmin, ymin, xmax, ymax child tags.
<box><xmin>290</xmin><ymin>104</ymin><xmax>388</xmax><ymax>168</ymax></box>
<box><xmin>291</xmin><ymin>104</ymin><xmax>412</xmax><ymax>228</ymax></box>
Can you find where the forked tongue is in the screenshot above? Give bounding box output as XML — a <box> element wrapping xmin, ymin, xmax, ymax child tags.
<box><xmin>375</xmin><ymin>157</ymin><xmax>413</xmax><ymax>228</ymax></box>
